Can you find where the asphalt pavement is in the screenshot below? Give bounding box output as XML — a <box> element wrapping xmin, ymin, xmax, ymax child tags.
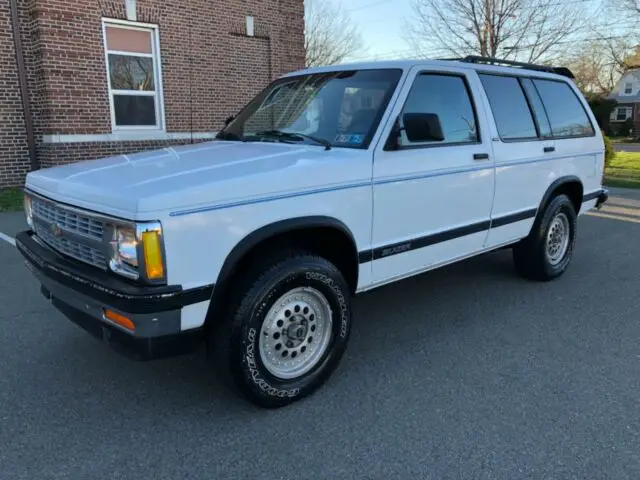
<box><xmin>614</xmin><ymin>143</ymin><xmax>640</xmax><ymax>152</ymax></box>
<box><xmin>1</xmin><ymin>191</ymin><xmax>640</xmax><ymax>479</ymax></box>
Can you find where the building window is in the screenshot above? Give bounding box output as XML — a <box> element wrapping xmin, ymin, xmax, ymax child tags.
<box><xmin>102</xmin><ymin>19</ymin><xmax>164</xmax><ymax>131</ymax></box>
<box><xmin>612</xmin><ymin>106</ymin><xmax>633</xmax><ymax>122</ymax></box>
<box><xmin>624</xmin><ymin>83</ymin><xmax>634</xmax><ymax>95</ymax></box>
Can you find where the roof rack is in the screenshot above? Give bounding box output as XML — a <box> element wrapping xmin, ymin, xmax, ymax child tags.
<box><xmin>443</xmin><ymin>55</ymin><xmax>575</xmax><ymax>79</ymax></box>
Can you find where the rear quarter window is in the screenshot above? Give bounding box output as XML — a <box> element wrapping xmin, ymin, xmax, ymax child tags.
<box><xmin>532</xmin><ymin>79</ymin><xmax>595</xmax><ymax>138</ymax></box>
<box><xmin>478</xmin><ymin>74</ymin><xmax>538</xmax><ymax>141</ymax></box>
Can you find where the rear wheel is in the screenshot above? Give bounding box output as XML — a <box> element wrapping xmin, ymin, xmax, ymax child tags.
<box><xmin>210</xmin><ymin>250</ymin><xmax>352</xmax><ymax>408</ymax></box>
<box><xmin>513</xmin><ymin>194</ymin><xmax>577</xmax><ymax>281</ymax></box>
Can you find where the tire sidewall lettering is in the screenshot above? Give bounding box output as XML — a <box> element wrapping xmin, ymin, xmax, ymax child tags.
<box><xmin>305</xmin><ymin>271</ymin><xmax>349</xmax><ymax>340</ymax></box>
<box><xmin>240</xmin><ymin>265</ymin><xmax>351</xmax><ymax>401</ymax></box>
<box><xmin>244</xmin><ymin>327</ymin><xmax>300</xmax><ymax>399</ymax></box>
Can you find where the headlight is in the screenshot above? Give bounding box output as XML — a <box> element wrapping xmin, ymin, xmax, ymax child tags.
<box><xmin>109</xmin><ymin>225</ymin><xmax>138</xmax><ymax>280</ymax></box>
<box><xmin>109</xmin><ymin>221</ymin><xmax>166</xmax><ymax>283</ymax></box>
<box><xmin>116</xmin><ymin>227</ymin><xmax>138</xmax><ymax>267</ymax></box>
<box><xmin>24</xmin><ymin>194</ymin><xmax>33</xmax><ymax>228</ymax></box>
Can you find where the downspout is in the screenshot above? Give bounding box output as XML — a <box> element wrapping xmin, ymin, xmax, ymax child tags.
<box><xmin>9</xmin><ymin>0</ymin><xmax>38</xmax><ymax>172</ymax></box>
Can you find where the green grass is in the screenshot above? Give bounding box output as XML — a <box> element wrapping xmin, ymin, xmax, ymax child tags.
<box><xmin>0</xmin><ymin>188</ymin><xmax>24</xmax><ymax>212</ymax></box>
<box><xmin>605</xmin><ymin>151</ymin><xmax>640</xmax><ymax>189</ymax></box>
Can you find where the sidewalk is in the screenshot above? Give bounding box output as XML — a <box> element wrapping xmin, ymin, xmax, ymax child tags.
<box><xmin>0</xmin><ymin>211</ymin><xmax>27</xmax><ymax>239</ymax></box>
<box><xmin>608</xmin><ymin>186</ymin><xmax>640</xmax><ymax>200</ymax></box>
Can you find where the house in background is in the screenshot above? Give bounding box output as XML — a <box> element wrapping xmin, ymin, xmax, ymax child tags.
<box><xmin>607</xmin><ymin>69</ymin><xmax>640</xmax><ymax>136</ymax></box>
<box><xmin>0</xmin><ymin>0</ymin><xmax>305</xmax><ymax>188</ymax></box>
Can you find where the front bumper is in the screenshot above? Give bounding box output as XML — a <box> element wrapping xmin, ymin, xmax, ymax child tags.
<box><xmin>16</xmin><ymin>230</ymin><xmax>213</xmax><ymax>360</ymax></box>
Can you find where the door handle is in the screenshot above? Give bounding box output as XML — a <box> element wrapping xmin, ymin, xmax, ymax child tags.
<box><xmin>544</xmin><ymin>146</ymin><xmax>555</xmax><ymax>153</ymax></box>
<box><xmin>473</xmin><ymin>153</ymin><xmax>490</xmax><ymax>160</ymax></box>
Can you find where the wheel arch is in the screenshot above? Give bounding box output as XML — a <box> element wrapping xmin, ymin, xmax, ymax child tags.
<box><xmin>534</xmin><ymin>176</ymin><xmax>584</xmax><ymax>226</ymax></box>
<box><xmin>205</xmin><ymin>216</ymin><xmax>361</xmax><ymax>326</ymax></box>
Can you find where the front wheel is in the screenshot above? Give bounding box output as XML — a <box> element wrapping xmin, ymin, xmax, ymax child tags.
<box><xmin>211</xmin><ymin>251</ymin><xmax>352</xmax><ymax>408</ymax></box>
<box><xmin>513</xmin><ymin>194</ymin><xmax>577</xmax><ymax>281</ymax></box>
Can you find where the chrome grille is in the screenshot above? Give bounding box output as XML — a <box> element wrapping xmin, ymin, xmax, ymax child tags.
<box><xmin>32</xmin><ymin>197</ymin><xmax>104</xmax><ymax>240</ymax></box>
<box><xmin>34</xmin><ymin>222</ymin><xmax>107</xmax><ymax>269</ymax></box>
<box><xmin>30</xmin><ymin>196</ymin><xmax>108</xmax><ymax>270</ymax></box>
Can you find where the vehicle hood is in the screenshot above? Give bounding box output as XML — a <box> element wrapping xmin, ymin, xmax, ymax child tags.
<box><xmin>25</xmin><ymin>141</ymin><xmax>366</xmax><ymax>219</ymax></box>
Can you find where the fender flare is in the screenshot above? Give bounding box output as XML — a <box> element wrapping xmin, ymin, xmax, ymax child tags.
<box><xmin>210</xmin><ymin>215</ymin><xmax>360</xmax><ymax>305</ymax></box>
<box><xmin>532</xmin><ymin>175</ymin><xmax>583</xmax><ymax>225</ymax></box>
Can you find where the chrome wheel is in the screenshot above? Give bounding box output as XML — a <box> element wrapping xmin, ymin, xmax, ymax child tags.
<box><xmin>545</xmin><ymin>212</ymin><xmax>570</xmax><ymax>265</ymax></box>
<box><xmin>258</xmin><ymin>287</ymin><xmax>333</xmax><ymax>380</ymax></box>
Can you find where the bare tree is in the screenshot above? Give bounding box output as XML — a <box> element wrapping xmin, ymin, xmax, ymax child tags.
<box><xmin>405</xmin><ymin>0</ymin><xmax>590</xmax><ymax>63</ymax></box>
<box><xmin>613</xmin><ymin>0</ymin><xmax>640</xmax><ymax>13</ymax></box>
<box><xmin>304</xmin><ymin>0</ymin><xmax>364</xmax><ymax>67</ymax></box>
<box><xmin>566</xmin><ymin>42</ymin><xmax>623</xmax><ymax>96</ymax></box>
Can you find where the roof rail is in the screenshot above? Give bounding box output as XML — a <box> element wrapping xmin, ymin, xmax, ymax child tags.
<box><xmin>446</xmin><ymin>55</ymin><xmax>575</xmax><ymax>79</ymax></box>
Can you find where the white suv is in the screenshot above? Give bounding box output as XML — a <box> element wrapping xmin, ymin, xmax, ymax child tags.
<box><xmin>18</xmin><ymin>56</ymin><xmax>608</xmax><ymax>408</ymax></box>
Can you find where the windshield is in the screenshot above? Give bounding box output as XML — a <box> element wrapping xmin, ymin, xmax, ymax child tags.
<box><xmin>217</xmin><ymin>69</ymin><xmax>403</xmax><ymax>149</ymax></box>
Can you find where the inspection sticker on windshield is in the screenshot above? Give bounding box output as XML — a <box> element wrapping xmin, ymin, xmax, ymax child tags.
<box><xmin>334</xmin><ymin>134</ymin><xmax>364</xmax><ymax>145</ymax></box>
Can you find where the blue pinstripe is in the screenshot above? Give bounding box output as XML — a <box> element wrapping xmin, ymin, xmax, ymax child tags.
<box><xmin>169</xmin><ymin>151</ymin><xmax>602</xmax><ymax>217</ymax></box>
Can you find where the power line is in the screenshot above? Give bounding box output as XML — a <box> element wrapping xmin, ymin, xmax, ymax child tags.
<box><xmin>347</xmin><ymin>0</ymin><xmax>391</xmax><ymax>12</ymax></box>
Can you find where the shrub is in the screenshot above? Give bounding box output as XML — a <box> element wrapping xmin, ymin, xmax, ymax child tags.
<box><xmin>622</xmin><ymin>118</ymin><xmax>635</xmax><ymax>137</ymax></box>
<box><xmin>587</xmin><ymin>96</ymin><xmax>617</xmax><ymax>133</ymax></box>
<box><xmin>603</xmin><ymin>131</ymin><xmax>615</xmax><ymax>168</ymax></box>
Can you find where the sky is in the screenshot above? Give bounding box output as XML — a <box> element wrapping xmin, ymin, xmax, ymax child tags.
<box><xmin>339</xmin><ymin>0</ymin><xmax>617</xmax><ymax>63</ymax></box>
<box><xmin>343</xmin><ymin>0</ymin><xmax>411</xmax><ymax>61</ymax></box>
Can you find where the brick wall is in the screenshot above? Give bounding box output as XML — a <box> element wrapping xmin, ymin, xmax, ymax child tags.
<box><xmin>0</xmin><ymin>0</ymin><xmax>305</xmax><ymax>187</ymax></box>
<box><xmin>0</xmin><ymin>1</ymin><xmax>31</xmax><ymax>188</ymax></box>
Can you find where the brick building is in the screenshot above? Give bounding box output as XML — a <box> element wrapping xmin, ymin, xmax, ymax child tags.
<box><xmin>0</xmin><ymin>0</ymin><xmax>305</xmax><ymax>188</ymax></box>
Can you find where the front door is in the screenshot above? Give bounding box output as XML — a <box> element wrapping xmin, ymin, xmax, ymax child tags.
<box><xmin>370</xmin><ymin>66</ymin><xmax>496</xmax><ymax>285</ymax></box>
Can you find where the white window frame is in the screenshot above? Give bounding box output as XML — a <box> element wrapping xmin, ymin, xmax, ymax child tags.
<box><xmin>612</xmin><ymin>106</ymin><xmax>633</xmax><ymax>122</ymax></box>
<box><xmin>101</xmin><ymin>18</ymin><xmax>166</xmax><ymax>133</ymax></box>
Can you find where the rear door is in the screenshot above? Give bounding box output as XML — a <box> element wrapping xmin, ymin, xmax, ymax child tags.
<box><xmin>477</xmin><ymin>73</ymin><xmax>600</xmax><ymax>249</ymax></box>
<box><xmin>475</xmin><ymin>73</ymin><xmax>557</xmax><ymax>247</ymax></box>
<box><xmin>530</xmin><ymin>78</ymin><xmax>602</xmax><ymax>205</ymax></box>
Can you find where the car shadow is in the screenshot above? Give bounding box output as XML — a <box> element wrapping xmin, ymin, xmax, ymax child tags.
<box><xmin>49</xmin><ymin>248</ymin><xmax>521</xmax><ymax>415</ymax></box>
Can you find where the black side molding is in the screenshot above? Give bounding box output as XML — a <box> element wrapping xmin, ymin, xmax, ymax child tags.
<box><xmin>583</xmin><ymin>188</ymin><xmax>608</xmax><ymax>208</ymax></box>
<box><xmin>358</xmin><ymin>208</ymin><xmax>537</xmax><ymax>264</ymax></box>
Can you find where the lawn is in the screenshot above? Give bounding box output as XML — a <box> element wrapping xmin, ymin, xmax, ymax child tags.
<box><xmin>0</xmin><ymin>188</ymin><xmax>24</xmax><ymax>212</ymax></box>
<box><xmin>605</xmin><ymin>151</ymin><xmax>640</xmax><ymax>189</ymax></box>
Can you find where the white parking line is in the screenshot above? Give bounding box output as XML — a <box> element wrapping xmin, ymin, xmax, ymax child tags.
<box><xmin>0</xmin><ymin>231</ymin><xmax>16</xmax><ymax>246</ymax></box>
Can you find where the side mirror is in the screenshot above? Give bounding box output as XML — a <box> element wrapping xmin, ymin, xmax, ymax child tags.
<box><xmin>402</xmin><ymin>113</ymin><xmax>445</xmax><ymax>143</ymax></box>
<box><xmin>224</xmin><ymin>115</ymin><xmax>235</xmax><ymax>126</ymax></box>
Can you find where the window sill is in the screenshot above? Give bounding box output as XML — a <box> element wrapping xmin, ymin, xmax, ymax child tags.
<box><xmin>42</xmin><ymin>131</ymin><xmax>220</xmax><ymax>144</ymax></box>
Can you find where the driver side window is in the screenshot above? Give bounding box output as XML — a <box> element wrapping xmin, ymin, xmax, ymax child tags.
<box><xmin>399</xmin><ymin>73</ymin><xmax>479</xmax><ymax>147</ymax></box>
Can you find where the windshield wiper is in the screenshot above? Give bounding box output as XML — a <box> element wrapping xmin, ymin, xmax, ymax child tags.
<box><xmin>252</xmin><ymin>130</ymin><xmax>332</xmax><ymax>151</ymax></box>
<box><xmin>215</xmin><ymin>131</ymin><xmax>242</xmax><ymax>141</ymax></box>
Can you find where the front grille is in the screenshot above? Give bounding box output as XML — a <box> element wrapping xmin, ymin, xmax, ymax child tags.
<box><xmin>34</xmin><ymin>222</ymin><xmax>107</xmax><ymax>269</ymax></box>
<box><xmin>30</xmin><ymin>195</ymin><xmax>108</xmax><ymax>270</ymax></box>
<box><xmin>32</xmin><ymin>197</ymin><xmax>104</xmax><ymax>240</ymax></box>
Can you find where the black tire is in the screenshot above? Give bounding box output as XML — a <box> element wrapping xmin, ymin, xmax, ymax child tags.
<box><xmin>513</xmin><ymin>194</ymin><xmax>577</xmax><ymax>281</ymax></box>
<box><xmin>209</xmin><ymin>250</ymin><xmax>352</xmax><ymax>409</ymax></box>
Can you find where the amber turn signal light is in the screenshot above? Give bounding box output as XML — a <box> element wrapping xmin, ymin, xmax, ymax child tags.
<box><xmin>103</xmin><ymin>308</ymin><xmax>135</xmax><ymax>332</ymax></box>
<box><xmin>142</xmin><ymin>230</ymin><xmax>164</xmax><ymax>280</ymax></box>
